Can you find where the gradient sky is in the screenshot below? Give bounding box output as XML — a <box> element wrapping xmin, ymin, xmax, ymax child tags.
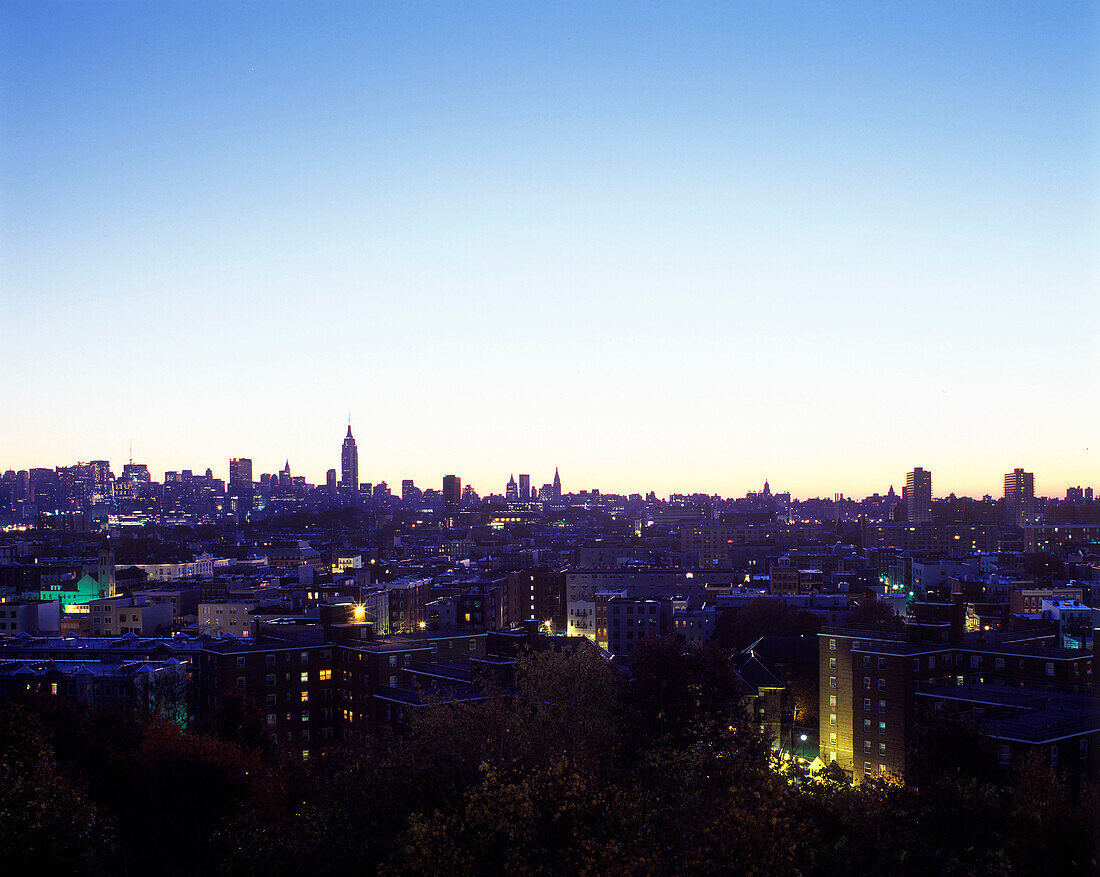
<box><xmin>2</xmin><ymin>1</ymin><xmax>1097</xmax><ymax>499</ymax></box>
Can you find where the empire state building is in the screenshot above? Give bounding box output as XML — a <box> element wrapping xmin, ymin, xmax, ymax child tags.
<box><xmin>340</xmin><ymin>424</ymin><xmax>358</xmax><ymax>494</ymax></box>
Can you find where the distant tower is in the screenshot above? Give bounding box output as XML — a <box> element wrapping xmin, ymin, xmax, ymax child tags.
<box><xmin>906</xmin><ymin>467</ymin><xmax>933</xmax><ymax>523</ymax></box>
<box><xmin>443</xmin><ymin>475</ymin><xmax>461</xmax><ymax>514</ymax></box>
<box><xmin>553</xmin><ymin>467</ymin><xmax>562</xmax><ymax>500</ymax></box>
<box><xmin>1004</xmin><ymin>468</ymin><xmax>1035</xmax><ymax>526</ymax></box>
<box><xmin>229</xmin><ymin>457</ymin><xmax>253</xmax><ymax>488</ymax></box>
<box><xmin>506</xmin><ymin>474</ymin><xmax>519</xmax><ymax>502</ymax></box>
<box><xmin>279</xmin><ymin>461</ymin><xmax>292</xmax><ymax>489</ymax></box>
<box><xmin>97</xmin><ymin>536</ymin><xmax>116</xmax><ymax>598</ymax></box>
<box><xmin>341</xmin><ymin>422</ymin><xmax>359</xmax><ymax>495</ymax></box>
<box><xmin>326</xmin><ymin>468</ymin><xmax>338</xmax><ymax>495</ymax></box>
<box><xmin>518</xmin><ymin>474</ymin><xmax>531</xmax><ymax>501</ymax></box>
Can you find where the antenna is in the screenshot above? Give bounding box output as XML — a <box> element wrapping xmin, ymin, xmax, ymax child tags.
<box><xmin>129</xmin><ymin>439</ymin><xmax>133</xmax><ymax>465</ymax></box>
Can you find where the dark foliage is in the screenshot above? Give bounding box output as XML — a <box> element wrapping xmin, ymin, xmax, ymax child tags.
<box><xmin>1</xmin><ymin>642</ymin><xmax>1094</xmax><ymax>876</ymax></box>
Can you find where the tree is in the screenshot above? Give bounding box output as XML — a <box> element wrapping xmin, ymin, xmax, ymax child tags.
<box><xmin>0</xmin><ymin>703</ymin><xmax>110</xmax><ymax>873</ymax></box>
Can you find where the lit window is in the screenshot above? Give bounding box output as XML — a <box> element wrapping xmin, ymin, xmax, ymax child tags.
<box><xmin>300</xmin><ymin>691</ymin><xmax>309</xmax><ymax>703</ymax></box>
<box><xmin>319</xmin><ymin>670</ymin><xmax>331</xmax><ymax>681</ymax></box>
<box><xmin>300</xmin><ymin>672</ymin><xmax>309</xmax><ymax>683</ymax></box>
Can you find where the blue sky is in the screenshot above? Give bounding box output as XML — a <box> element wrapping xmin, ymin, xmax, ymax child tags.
<box><xmin>1</xmin><ymin>1</ymin><xmax>1097</xmax><ymax>498</ymax></box>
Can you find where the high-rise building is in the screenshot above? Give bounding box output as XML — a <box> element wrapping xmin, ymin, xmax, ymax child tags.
<box><xmin>443</xmin><ymin>475</ymin><xmax>461</xmax><ymax>513</ymax></box>
<box><xmin>506</xmin><ymin>474</ymin><xmax>519</xmax><ymax>502</ymax></box>
<box><xmin>340</xmin><ymin>424</ymin><xmax>358</xmax><ymax>494</ymax></box>
<box><xmin>518</xmin><ymin>474</ymin><xmax>531</xmax><ymax>501</ymax></box>
<box><xmin>326</xmin><ymin>469</ymin><xmax>338</xmax><ymax>495</ymax></box>
<box><xmin>905</xmin><ymin>468</ymin><xmax>932</xmax><ymax>523</ymax></box>
<box><xmin>553</xmin><ymin>467</ymin><xmax>562</xmax><ymax>500</ymax></box>
<box><xmin>89</xmin><ymin>460</ymin><xmax>112</xmax><ymax>502</ymax></box>
<box><xmin>1004</xmin><ymin>468</ymin><xmax>1035</xmax><ymax>526</ymax></box>
<box><xmin>229</xmin><ymin>458</ymin><xmax>253</xmax><ymax>488</ymax></box>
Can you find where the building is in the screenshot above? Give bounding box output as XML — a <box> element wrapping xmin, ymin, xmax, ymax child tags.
<box><xmin>506</xmin><ymin>474</ymin><xmax>519</xmax><ymax>502</ymax></box>
<box><xmin>769</xmin><ymin>560</ymin><xmax>823</xmax><ymax>596</ymax></box>
<box><xmin>1004</xmin><ymin>468</ymin><xmax>1035</xmax><ymax>526</ymax></box>
<box><xmin>519</xmin><ymin>474</ymin><xmax>531</xmax><ymax>501</ymax></box>
<box><xmin>229</xmin><ymin>457</ymin><xmax>253</xmax><ymax>488</ymax></box>
<box><xmin>88</xmin><ymin>596</ymin><xmax>174</xmax><ymax>636</ymax></box>
<box><xmin>819</xmin><ymin>619</ymin><xmax>1094</xmax><ymax>780</ymax></box>
<box><xmin>340</xmin><ymin>425</ymin><xmax>359</xmax><ymax>495</ymax></box>
<box><xmin>198</xmin><ymin>601</ymin><xmax>258</xmax><ymax>637</ymax></box>
<box><xmin>442</xmin><ymin>475</ymin><xmax>461</xmax><ymax>513</ymax></box>
<box><xmin>906</xmin><ymin>468</ymin><xmax>932</xmax><ymax>524</ymax></box>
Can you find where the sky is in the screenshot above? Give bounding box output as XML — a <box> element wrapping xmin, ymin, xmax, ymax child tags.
<box><xmin>1</xmin><ymin>1</ymin><xmax>1098</xmax><ymax>499</ymax></box>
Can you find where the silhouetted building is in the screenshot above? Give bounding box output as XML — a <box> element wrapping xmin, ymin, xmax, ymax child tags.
<box><xmin>229</xmin><ymin>457</ymin><xmax>252</xmax><ymax>488</ymax></box>
<box><xmin>443</xmin><ymin>475</ymin><xmax>461</xmax><ymax>513</ymax></box>
<box><xmin>906</xmin><ymin>467</ymin><xmax>932</xmax><ymax>524</ymax></box>
<box><xmin>1004</xmin><ymin>468</ymin><xmax>1035</xmax><ymax>526</ymax></box>
<box><xmin>340</xmin><ymin>424</ymin><xmax>359</xmax><ymax>495</ymax></box>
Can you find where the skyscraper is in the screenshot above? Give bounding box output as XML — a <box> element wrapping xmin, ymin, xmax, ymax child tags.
<box><xmin>905</xmin><ymin>467</ymin><xmax>932</xmax><ymax>523</ymax></box>
<box><xmin>518</xmin><ymin>473</ymin><xmax>531</xmax><ymax>501</ymax></box>
<box><xmin>229</xmin><ymin>457</ymin><xmax>253</xmax><ymax>488</ymax></box>
<box><xmin>506</xmin><ymin>474</ymin><xmax>519</xmax><ymax>502</ymax></box>
<box><xmin>340</xmin><ymin>424</ymin><xmax>358</xmax><ymax>494</ymax></box>
<box><xmin>553</xmin><ymin>467</ymin><xmax>562</xmax><ymax>500</ymax></box>
<box><xmin>1004</xmin><ymin>468</ymin><xmax>1035</xmax><ymax>526</ymax></box>
<box><xmin>443</xmin><ymin>475</ymin><xmax>461</xmax><ymax>513</ymax></box>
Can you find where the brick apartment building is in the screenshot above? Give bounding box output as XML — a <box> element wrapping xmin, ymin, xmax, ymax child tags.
<box><xmin>820</xmin><ymin>608</ymin><xmax>1096</xmax><ymax>782</ymax></box>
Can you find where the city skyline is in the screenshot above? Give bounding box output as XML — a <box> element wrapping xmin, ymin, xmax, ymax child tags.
<box><xmin>3</xmin><ymin>2</ymin><xmax>1098</xmax><ymax>502</ymax></box>
<box><xmin>1</xmin><ymin>432</ymin><xmax>1093</xmax><ymax>502</ymax></box>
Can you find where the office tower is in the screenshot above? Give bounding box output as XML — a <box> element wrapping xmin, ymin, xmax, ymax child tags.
<box><xmin>1087</xmin><ymin>487</ymin><xmax>1094</xmax><ymax>502</ymax></box>
<box><xmin>906</xmin><ymin>468</ymin><xmax>932</xmax><ymax>523</ymax></box>
<box><xmin>1067</xmin><ymin>486</ymin><xmax>1084</xmax><ymax>503</ymax></box>
<box><xmin>122</xmin><ymin>462</ymin><xmax>150</xmax><ymax>483</ymax></box>
<box><xmin>519</xmin><ymin>473</ymin><xmax>531</xmax><ymax>500</ymax></box>
<box><xmin>1004</xmin><ymin>468</ymin><xmax>1035</xmax><ymax>526</ymax></box>
<box><xmin>553</xmin><ymin>466</ymin><xmax>562</xmax><ymax>500</ymax></box>
<box><xmin>443</xmin><ymin>475</ymin><xmax>461</xmax><ymax>513</ymax></box>
<box><xmin>279</xmin><ymin>461</ymin><xmax>292</xmax><ymax>490</ymax></box>
<box><xmin>326</xmin><ymin>469</ymin><xmax>337</xmax><ymax>495</ymax></box>
<box><xmin>340</xmin><ymin>424</ymin><xmax>359</xmax><ymax>493</ymax></box>
<box><xmin>506</xmin><ymin>474</ymin><xmax>519</xmax><ymax>502</ymax></box>
<box><xmin>88</xmin><ymin>460</ymin><xmax>111</xmax><ymax>501</ymax></box>
<box><xmin>229</xmin><ymin>457</ymin><xmax>253</xmax><ymax>488</ymax></box>
<box><xmin>402</xmin><ymin>479</ymin><xmax>415</xmax><ymax>502</ymax></box>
